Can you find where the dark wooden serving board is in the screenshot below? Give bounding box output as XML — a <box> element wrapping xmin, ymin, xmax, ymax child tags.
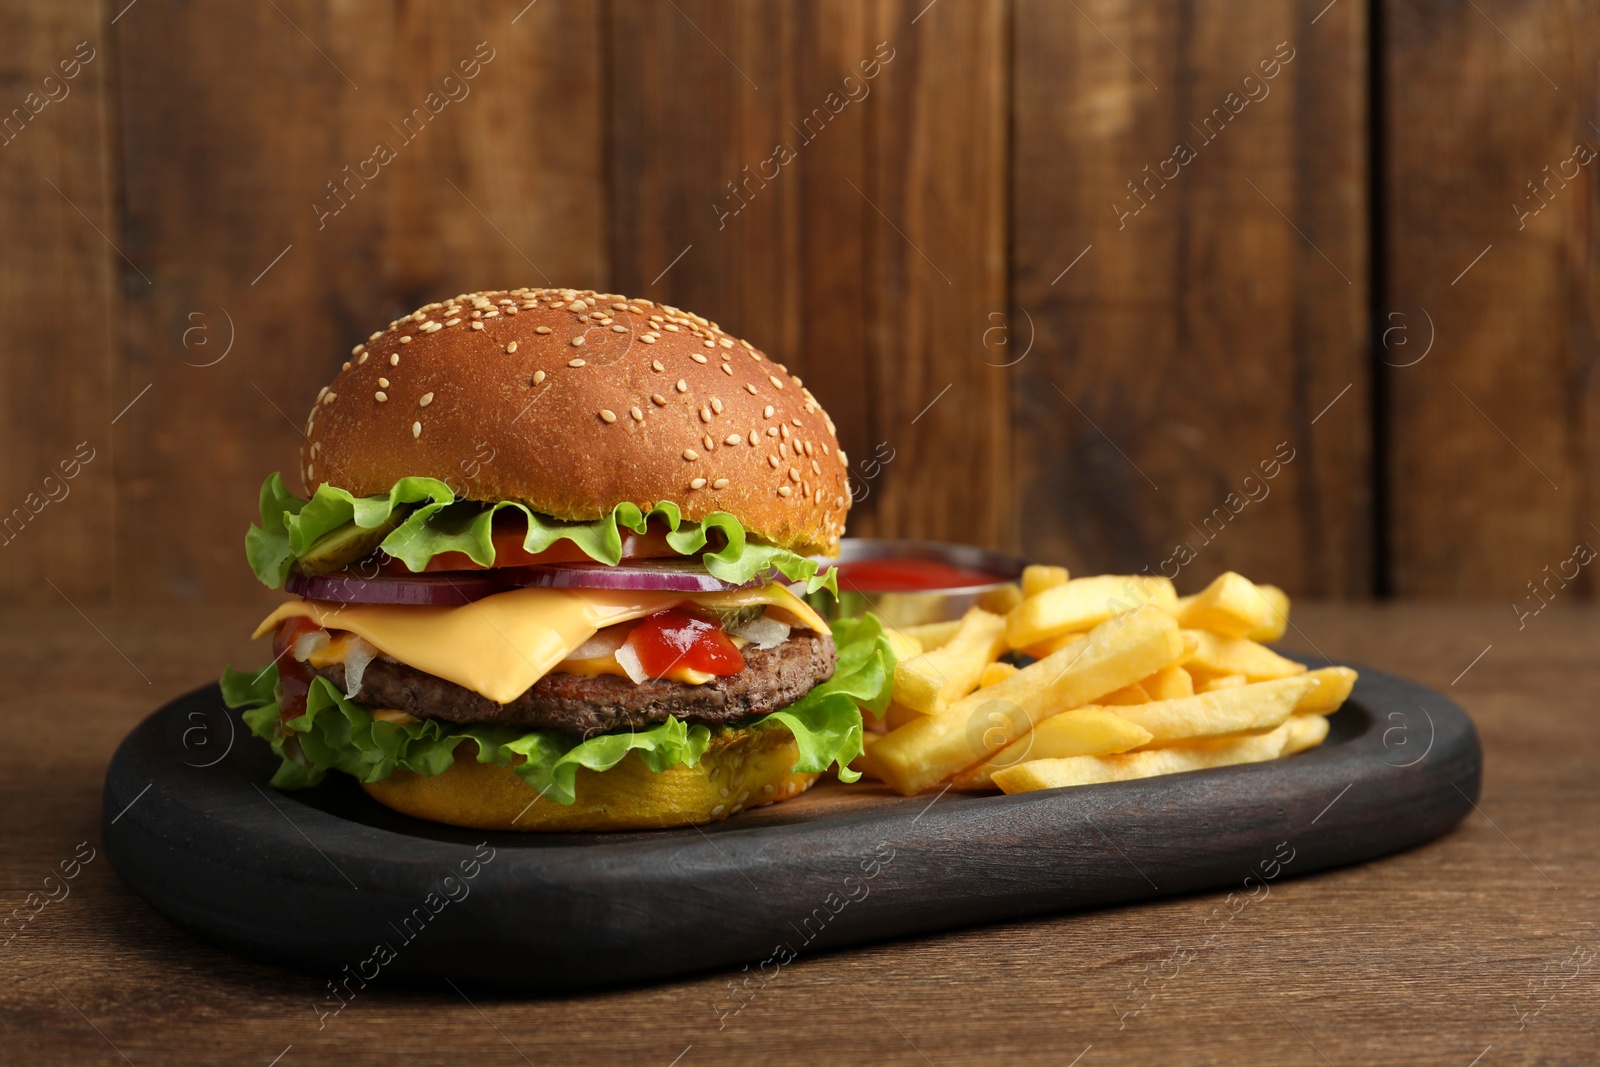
<box><xmin>102</xmin><ymin>661</ymin><xmax>1480</xmax><ymax>991</ymax></box>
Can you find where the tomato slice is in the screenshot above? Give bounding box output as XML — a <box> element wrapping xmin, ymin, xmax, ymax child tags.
<box><xmin>272</xmin><ymin>616</ymin><xmax>321</xmax><ymax>723</ymax></box>
<box><xmin>626</xmin><ymin>608</ymin><xmax>745</xmax><ymax>678</ymax></box>
<box><xmin>398</xmin><ymin>522</ymin><xmax>686</xmax><ymax>573</ymax></box>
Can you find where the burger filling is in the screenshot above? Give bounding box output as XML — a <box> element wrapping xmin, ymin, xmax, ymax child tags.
<box><xmin>224</xmin><ymin>474</ymin><xmax>894</xmax><ymax>806</ymax></box>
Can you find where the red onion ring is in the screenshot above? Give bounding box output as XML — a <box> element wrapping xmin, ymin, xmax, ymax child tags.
<box><xmin>493</xmin><ymin>560</ymin><xmax>761</xmax><ymax>593</ymax></box>
<box><xmin>286</xmin><ymin>570</ymin><xmax>504</xmax><ymax>606</ymax></box>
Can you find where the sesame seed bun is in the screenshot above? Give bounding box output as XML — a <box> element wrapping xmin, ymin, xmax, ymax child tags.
<box><xmin>360</xmin><ymin>727</ymin><xmax>818</xmax><ymax>832</ymax></box>
<box><xmin>302</xmin><ymin>287</ymin><xmax>849</xmax><ymax>556</ymax></box>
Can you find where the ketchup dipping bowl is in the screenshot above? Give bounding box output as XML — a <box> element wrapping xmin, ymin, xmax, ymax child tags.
<box><xmin>806</xmin><ymin>539</ymin><xmax>1027</xmax><ymax>627</ymax></box>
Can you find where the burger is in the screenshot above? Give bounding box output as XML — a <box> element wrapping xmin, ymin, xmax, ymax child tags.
<box><xmin>221</xmin><ymin>288</ymin><xmax>894</xmax><ymax>831</ymax></box>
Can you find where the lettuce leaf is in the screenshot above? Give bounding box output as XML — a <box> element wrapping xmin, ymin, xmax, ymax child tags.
<box><xmin>221</xmin><ymin>614</ymin><xmax>894</xmax><ymax>804</ymax></box>
<box><xmin>246</xmin><ymin>472</ymin><xmax>837</xmax><ymax>594</ymax></box>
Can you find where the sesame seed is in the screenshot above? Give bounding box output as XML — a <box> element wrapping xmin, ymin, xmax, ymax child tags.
<box><xmin>471</xmin><ymin>321</ymin><xmax>485</xmax><ymax>331</ymax></box>
<box><xmin>358</xmin><ymin>352</ymin><xmax>369</xmax><ymax>365</ymax></box>
<box><xmin>838</xmin><ymin>450</ymin><xmax>849</xmax><ymax>466</ymax></box>
<box><xmin>690</xmin><ymin>477</ymin><xmax>707</xmax><ymax>490</ymax></box>
<box><xmin>342</xmin><ymin>361</ymin><xmax>351</xmax><ymax>371</ymax></box>
<box><xmin>712</xmin><ymin>478</ymin><xmax>729</xmax><ymax>489</ymax></box>
<box><xmin>612</xmin><ymin>302</ymin><xmax>628</xmax><ymax>310</ymax></box>
<box><xmin>721</xmin><ymin>364</ymin><xmax>734</xmax><ymax>375</ymax></box>
<box><xmin>769</xmin><ymin>376</ymin><xmax>785</xmax><ymax>389</ymax></box>
<box><xmin>352</xmin><ymin>344</ymin><xmax>365</xmax><ymax>356</ymax></box>
<box><xmin>768</xmin><ymin>455</ymin><xmax>780</xmax><ymax>468</ymax></box>
<box><xmin>690</xmin><ymin>353</ymin><xmax>708</xmax><ymax>363</ymax></box>
<box><xmin>744</xmin><ymin>383</ymin><xmax>757</xmax><ymax>394</ymax></box>
<box><xmin>569</xmin><ymin>358</ymin><xmax>587</xmax><ymax>368</ymax></box>
<box><xmin>747</xmin><ymin>432</ymin><xmax>757</xmax><ymax>445</ymax></box>
<box><xmin>822</xmin><ymin>443</ymin><xmax>830</xmax><ymax>455</ymax></box>
<box><xmin>704</xmin><ymin>434</ymin><xmax>715</xmax><ymax>450</ymax></box>
<box><xmin>640</xmin><ymin>335</ymin><xmax>657</xmax><ymax>344</ymax></box>
<box><xmin>778</xmin><ymin>485</ymin><xmax>792</xmax><ymax>497</ymax></box>
<box><xmin>699</xmin><ymin>406</ymin><xmax>712</xmax><ymax>423</ymax></box>
<box><xmin>412</xmin><ymin>421</ymin><xmax>422</xmax><ymax>439</ymax></box>
<box><xmin>390</xmin><ymin>353</ymin><xmax>400</xmax><ymax>366</ymax></box>
<box><xmin>683</xmin><ymin>449</ymin><xmax>699</xmax><ymax>461</ymax></box>
<box><xmin>811</xmin><ymin>459</ymin><xmax>821</xmax><ymax>474</ymax></box>
<box><xmin>571</xmin><ymin>335</ymin><xmax>586</xmax><ymax>347</ymax></box>
<box><xmin>599</xmin><ymin>408</ymin><xmax>617</xmax><ymax>423</ymax></box>
<box><xmin>533</xmin><ymin>370</ymin><xmax>546</xmax><ymax>384</ymax></box>
<box><xmin>535</xmin><ymin>326</ymin><xmax>552</xmax><ymax>334</ymax></box>
<box><xmin>651</xmin><ymin>360</ymin><xmax>664</xmax><ymax>372</ymax></box>
<box><xmin>764</xmin><ymin>405</ymin><xmax>775</xmax><ymax>418</ymax></box>
<box><xmin>780</xmin><ymin>443</ymin><xmax>790</xmax><ymax>457</ymax></box>
<box><xmin>506</xmin><ymin>341</ymin><xmax>519</xmax><ymax>354</ymax></box>
<box><xmin>804</xmin><ymin>441</ymin><xmax>814</xmax><ymax>456</ymax></box>
<box><xmin>676</xmin><ymin>379</ymin><xmax>688</xmax><ymax>393</ymax></box>
<box><xmin>767</xmin><ymin>427</ymin><xmax>779</xmax><ymax>437</ymax></box>
<box><xmin>664</xmin><ymin>324</ymin><xmax>680</xmax><ymax>332</ymax></box>
<box><xmin>780</xmin><ymin>424</ymin><xmax>790</xmax><ymax>439</ymax></box>
<box><xmin>399</xmin><ymin>335</ymin><xmax>412</xmax><ymax>344</ymax></box>
<box><xmin>374</xmin><ymin>391</ymin><xmax>387</xmax><ymax>402</ymax></box>
<box><xmin>703</xmin><ymin>340</ymin><xmax>715</xmax><ymax>349</ymax></box>
<box><xmin>724</xmin><ymin>433</ymin><xmax>741</xmax><ymax>446</ymax></box>
<box><xmin>317</xmin><ymin>386</ymin><xmax>329</xmax><ymax>401</ymax></box>
<box><xmin>570</xmin><ymin>299</ymin><xmax>587</xmax><ymax>311</ymax></box>
<box><xmin>651</xmin><ymin>393</ymin><xmax>667</xmax><ymax>406</ymax></box>
<box><xmin>789</xmin><ymin>468</ymin><xmax>801</xmax><ymax>482</ymax></box>
<box><xmin>419</xmin><ymin>392</ymin><xmax>434</xmax><ymax>407</ymax></box>
<box><xmin>445</xmin><ymin>318</ymin><xmax>461</xmax><ymax>327</ymax></box>
<box><xmin>323</xmin><ymin>392</ymin><xmax>336</xmax><ymax>404</ymax></box>
<box><xmin>631</xmin><ymin>406</ymin><xmax>644</xmax><ymax>422</ymax></box>
<box><xmin>612</xmin><ymin>325</ymin><xmax>627</xmax><ymax>333</ymax></box>
<box><xmin>711</xmin><ymin>398</ymin><xmax>724</xmax><ymax>414</ymax></box>
<box><xmin>792</xmin><ymin>418</ymin><xmax>803</xmax><ymax>426</ymax></box>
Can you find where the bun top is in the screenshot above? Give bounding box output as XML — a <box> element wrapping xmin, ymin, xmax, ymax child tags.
<box><xmin>300</xmin><ymin>288</ymin><xmax>849</xmax><ymax>555</ymax></box>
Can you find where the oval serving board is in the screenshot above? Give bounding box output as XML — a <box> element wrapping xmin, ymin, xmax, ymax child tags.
<box><xmin>102</xmin><ymin>660</ymin><xmax>1480</xmax><ymax>990</ymax></box>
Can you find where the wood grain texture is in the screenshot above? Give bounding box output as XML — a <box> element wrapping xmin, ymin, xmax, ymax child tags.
<box><xmin>1011</xmin><ymin>0</ymin><xmax>1371</xmax><ymax>596</ymax></box>
<box><xmin>607</xmin><ymin>0</ymin><xmax>1011</xmax><ymax>549</ymax></box>
<box><xmin>0</xmin><ymin>2</ymin><xmax>119</xmax><ymax>601</ymax></box>
<box><xmin>112</xmin><ymin>0</ymin><xmax>607</xmax><ymax>604</ymax></box>
<box><xmin>1383</xmin><ymin>0</ymin><xmax>1600</xmax><ymax>597</ymax></box>
<box><xmin>2</xmin><ymin>603</ymin><xmax>1595</xmax><ymax>1064</ymax></box>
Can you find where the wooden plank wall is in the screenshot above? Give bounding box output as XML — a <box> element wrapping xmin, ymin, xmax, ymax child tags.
<box><xmin>0</xmin><ymin>0</ymin><xmax>1592</xmax><ymax>604</ymax></box>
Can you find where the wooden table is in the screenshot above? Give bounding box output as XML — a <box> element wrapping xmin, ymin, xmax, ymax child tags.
<box><xmin>3</xmin><ymin>603</ymin><xmax>1594</xmax><ymax>1065</ymax></box>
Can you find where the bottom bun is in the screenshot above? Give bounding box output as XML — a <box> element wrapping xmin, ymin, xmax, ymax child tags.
<box><xmin>361</xmin><ymin>725</ymin><xmax>819</xmax><ymax>832</ymax></box>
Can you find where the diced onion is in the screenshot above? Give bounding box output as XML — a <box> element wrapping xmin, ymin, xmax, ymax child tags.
<box><xmin>612</xmin><ymin>641</ymin><xmax>651</xmax><ymax>684</ymax></box>
<box><xmin>566</xmin><ymin>623</ymin><xmax>633</xmax><ymax>661</ymax></box>
<box><xmin>291</xmin><ymin>629</ymin><xmax>329</xmax><ymax>662</ymax></box>
<box><xmin>732</xmin><ymin>615</ymin><xmax>790</xmax><ymax>650</ymax></box>
<box><xmin>342</xmin><ymin>637</ymin><xmax>378</xmax><ymax>699</ymax></box>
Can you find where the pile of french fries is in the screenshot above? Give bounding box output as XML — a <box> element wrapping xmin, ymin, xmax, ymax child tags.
<box><xmin>860</xmin><ymin>568</ymin><xmax>1357</xmax><ymax>796</ymax></box>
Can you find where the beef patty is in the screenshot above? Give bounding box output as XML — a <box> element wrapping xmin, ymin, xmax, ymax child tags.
<box><xmin>312</xmin><ymin>630</ymin><xmax>837</xmax><ymax>737</ymax></box>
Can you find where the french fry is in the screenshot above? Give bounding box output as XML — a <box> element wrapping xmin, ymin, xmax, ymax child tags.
<box><xmin>978</xmin><ymin>583</ymin><xmax>1025</xmax><ymax>615</ymax></box>
<box><xmin>1195</xmin><ymin>672</ymin><xmax>1247</xmax><ymax>693</ymax></box>
<box><xmin>1282</xmin><ymin>713</ymin><xmax>1330</xmax><ymax>754</ymax></box>
<box><xmin>884</xmin><ymin>702</ymin><xmax>922</xmax><ymax>731</ymax></box>
<box><xmin>1005</xmin><ymin>575</ymin><xmax>1179</xmax><ymax>650</ymax></box>
<box><xmin>893</xmin><ymin>608</ymin><xmax>1008</xmax><ymax>715</ymax></box>
<box><xmin>1294</xmin><ymin>666</ymin><xmax>1358</xmax><ymax>714</ymax></box>
<box><xmin>1021</xmin><ymin>564</ymin><xmax>1070</xmax><ymax>599</ymax></box>
<box><xmin>883</xmin><ymin>628</ymin><xmax>923</xmax><ymax>663</ymax></box>
<box><xmin>1182</xmin><ymin>630</ymin><xmax>1306</xmax><ymax>682</ymax></box>
<box><xmin>1244</xmin><ymin>584</ymin><xmax>1292</xmax><ymax>643</ymax></box>
<box><xmin>1022</xmin><ymin>632</ymin><xmax>1090</xmax><ymax>659</ymax></box>
<box><xmin>1143</xmin><ymin>665</ymin><xmax>1194</xmax><ymax>700</ymax></box>
<box><xmin>1099</xmin><ymin>682</ymin><xmax>1151</xmax><ymax>706</ymax></box>
<box><xmin>979</xmin><ymin>661</ymin><xmax>1018</xmax><ymax>688</ymax></box>
<box><xmin>1113</xmin><ymin>675</ymin><xmax>1319</xmax><ymax>743</ymax></box>
<box><xmin>900</xmin><ymin>619</ymin><xmax>962</xmax><ymax>651</ymax></box>
<box><xmin>950</xmin><ymin>708</ymin><xmax>1152</xmax><ymax>791</ymax></box>
<box><xmin>872</xmin><ymin>606</ymin><xmax>1185</xmax><ymax>796</ymax></box>
<box><xmin>1176</xmin><ymin>571</ymin><xmax>1275</xmax><ymax>639</ymax></box>
<box><xmin>990</xmin><ymin>721</ymin><xmax>1294</xmax><ymax>793</ymax></box>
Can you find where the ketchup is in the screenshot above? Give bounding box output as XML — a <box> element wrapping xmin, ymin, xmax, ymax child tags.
<box><xmin>272</xmin><ymin>616</ymin><xmax>321</xmax><ymax>722</ymax></box>
<box><xmin>830</xmin><ymin>558</ymin><xmax>1005</xmax><ymax>593</ymax></box>
<box><xmin>626</xmin><ymin>609</ymin><xmax>745</xmax><ymax>678</ymax></box>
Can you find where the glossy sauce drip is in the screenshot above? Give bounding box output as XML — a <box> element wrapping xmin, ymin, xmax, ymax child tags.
<box><xmin>626</xmin><ymin>608</ymin><xmax>745</xmax><ymax>677</ymax></box>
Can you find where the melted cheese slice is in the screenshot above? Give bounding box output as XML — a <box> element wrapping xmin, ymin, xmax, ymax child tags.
<box><xmin>253</xmin><ymin>583</ymin><xmax>828</xmax><ymax>705</ymax></box>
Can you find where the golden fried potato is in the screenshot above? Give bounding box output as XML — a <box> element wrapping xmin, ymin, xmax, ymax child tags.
<box><xmin>893</xmin><ymin>608</ymin><xmax>1008</xmax><ymax>715</ymax></box>
<box><xmin>1293</xmin><ymin>666</ymin><xmax>1359</xmax><ymax>714</ymax></box>
<box><xmin>990</xmin><ymin>721</ymin><xmax>1294</xmax><ymax>793</ymax></box>
<box><xmin>1113</xmin><ymin>675</ymin><xmax>1319</xmax><ymax>743</ymax></box>
<box><xmin>1182</xmin><ymin>630</ymin><xmax>1306</xmax><ymax>682</ymax></box>
<box><xmin>950</xmin><ymin>708</ymin><xmax>1152</xmax><ymax>791</ymax></box>
<box><xmin>1021</xmin><ymin>564</ymin><xmax>1070</xmax><ymax>599</ymax></box>
<box><xmin>1005</xmin><ymin>575</ymin><xmax>1178</xmax><ymax>650</ymax></box>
